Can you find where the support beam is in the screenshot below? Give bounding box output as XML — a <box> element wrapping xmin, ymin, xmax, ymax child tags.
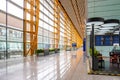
<box><xmin>54</xmin><ymin>0</ymin><xmax>60</xmax><ymax>49</ymax></box>
<box><xmin>23</xmin><ymin>0</ymin><xmax>39</xmax><ymax>57</ymax></box>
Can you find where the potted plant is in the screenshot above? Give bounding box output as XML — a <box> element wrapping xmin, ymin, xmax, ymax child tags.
<box><xmin>35</xmin><ymin>49</ymin><xmax>44</xmax><ymax>56</ymax></box>
<box><xmin>89</xmin><ymin>48</ymin><xmax>99</xmax><ymax>70</ymax></box>
<box><xmin>89</xmin><ymin>48</ymin><xmax>99</xmax><ymax>57</ymax></box>
<box><xmin>49</xmin><ymin>48</ymin><xmax>55</xmax><ymax>54</ymax></box>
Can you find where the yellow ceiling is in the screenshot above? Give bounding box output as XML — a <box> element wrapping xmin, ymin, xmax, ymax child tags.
<box><xmin>59</xmin><ymin>0</ymin><xmax>87</xmax><ymax>39</ymax></box>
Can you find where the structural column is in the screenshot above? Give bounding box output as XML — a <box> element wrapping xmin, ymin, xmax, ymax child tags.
<box><xmin>54</xmin><ymin>0</ymin><xmax>60</xmax><ymax>49</ymax></box>
<box><xmin>24</xmin><ymin>0</ymin><xmax>39</xmax><ymax>57</ymax></box>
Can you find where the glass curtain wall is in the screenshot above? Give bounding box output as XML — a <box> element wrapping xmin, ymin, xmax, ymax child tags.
<box><xmin>0</xmin><ymin>0</ymin><xmax>82</xmax><ymax>59</ymax></box>
<box><xmin>38</xmin><ymin>0</ymin><xmax>82</xmax><ymax>50</ymax></box>
<box><xmin>0</xmin><ymin>0</ymin><xmax>82</xmax><ymax>76</ymax></box>
<box><xmin>39</xmin><ymin>0</ymin><xmax>55</xmax><ymax>49</ymax></box>
<box><xmin>0</xmin><ymin>0</ymin><xmax>23</xmax><ymax>60</ymax></box>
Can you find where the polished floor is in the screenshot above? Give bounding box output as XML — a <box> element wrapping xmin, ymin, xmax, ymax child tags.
<box><xmin>0</xmin><ymin>48</ymin><xmax>120</xmax><ymax>80</ymax></box>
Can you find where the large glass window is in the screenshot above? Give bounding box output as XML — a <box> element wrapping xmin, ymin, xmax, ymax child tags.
<box><xmin>0</xmin><ymin>0</ymin><xmax>6</xmax><ymax>12</ymax></box>
<box><xmin>0</xmin><ymin>27</ymin><xmax>6</xmax><ymax>40</ymax></box>
<box><xmin>0</xmin><ymin>0</ymin><xmax>82</xmax><ymax>77</ymax></box>
<box><xmin>7</xmin><ymin>28</ymin><xmax>23</xmax><ymax>42</ymax></box>
<box><xmin>0</xmin><ymin>0</ymin><xmax>23</xmax><ymax>60</ymax></box>
<box><xmin>8</xmin><ymin>2</ymin><xmax>23</xmax><ymax>19</ymax></box>
<box><xmin>38</xmin><ymin>35</ymin><xmax>43</xmax><ymax>43</ymax></box>
<box><xmin>10</xmin><ymin>0</ymin><xmax>23</xmax><ymax>8</ymax></box>
<box><xmin>38</xmin><ymin>0</ymin><xmax>55</xmax><ymax>49</ymax></box>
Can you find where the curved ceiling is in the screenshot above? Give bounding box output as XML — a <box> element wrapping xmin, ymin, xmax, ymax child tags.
<box><xmin>59</xmin><ymin>0</ymin><xmax>87</xmax><ymax>39</ymax></box>
<box><xmin>59</xmin><ymin>0</ymin><xmax>120</xmax><ymax>36</ymax></box>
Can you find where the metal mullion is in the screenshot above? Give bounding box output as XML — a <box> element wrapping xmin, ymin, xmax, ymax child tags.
<box><xmin>8</xmin><ymin>0</ymin><xmax>23</xmax><ymax>9</ymax></box>
<box><xmin>40</xmin><ymin>10</ymin><xmax>54</xmax><ymax>23</ymax></box>
<box><xmin>45</xmin><ymin>0</ymin><xmax>54</xmax><ymax>12</ymax></box>
<box><xmin>40</xmin><ymin>2</ymin><xmax>54</xmax><ymax>16</ymax></box>
<box><xmin>40</xmin><ymin>18</ymin><xmax>53</xmax><ymax>28</ymax></box>
<box><xmin>5</xmin><ymin>26</ymin><xmax>23</xmax><ymax>32</ymax></box>
<box><xmin>0</xmin><ymin>10</ymin><xmax>23</xmax><ymax>21</ymax></box>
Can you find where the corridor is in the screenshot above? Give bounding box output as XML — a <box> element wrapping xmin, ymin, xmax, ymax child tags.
<box><xmin>0</xmin><ymin>48</ymin><xmax>120</xmax><ymax>80</ymax></box>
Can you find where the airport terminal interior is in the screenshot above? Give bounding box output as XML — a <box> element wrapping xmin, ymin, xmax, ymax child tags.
<box><xmin>0</xmin><ymin>0</ymin><xmax>120</xmax><ymax>80</ymax></box>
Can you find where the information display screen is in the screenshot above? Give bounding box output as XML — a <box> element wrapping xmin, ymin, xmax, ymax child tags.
<box><xmin>95</xmin><ymin>35</ymin><xmax>104</xmax><ymax>46</ymax></box>
<box><xmin>95</xmin><ymin>35</ymin><xmax>119</xmax><ymax>46</ymax></box>
<box><xmin>113</xmin><ymin>35</ymin><xmax>119</xmax><ymax>44</ymax></box>
<box><xmin>104</xmin><ymin>35</ymin><xmax>112</xmax><ymax>46</ymax></box>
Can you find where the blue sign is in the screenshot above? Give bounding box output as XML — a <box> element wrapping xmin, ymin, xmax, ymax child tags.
<box><xmin>83</xmin><ymin>38</ymin><xmax>86</xmax><ymax>51</ymax></box>
<box><xmin>72</xmin><ymin>43</ymin><xmax>77</xmax><ymax>47</ymax></box>
<box><xmin>95</xmin><ymin>35</ymin><xmax>119</xmax><ymax>46</ymax></box>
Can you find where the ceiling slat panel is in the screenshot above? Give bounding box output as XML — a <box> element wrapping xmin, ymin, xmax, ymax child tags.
<box><xmin>59</xmin><ymin>0</ymin><xmax>86</xmax><ymax>38</ymax></box>
<box><xmin>88</xmin><ymin>0</ymin><xmax>120</xmax><ymax>7</ymax></box>
<box><xmin>88</xmin><ymin>0</ymin><xmax>120</xmax><ymax>35</ymax></box>
<box><xmin>88</xmin><ymin>5</ymin><xmax>120</xmax><ymax>13</ymax></box>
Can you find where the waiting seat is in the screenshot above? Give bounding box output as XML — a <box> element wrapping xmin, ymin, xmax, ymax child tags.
<box><xmin>110</xmin><ymin>53</ymin><xmax>117</xmax><ymax>63</ymax></box>
<box><xmin>97</xmin><ymin>53</ymin><xmax>105</xmax><ymax>68</ymax></box>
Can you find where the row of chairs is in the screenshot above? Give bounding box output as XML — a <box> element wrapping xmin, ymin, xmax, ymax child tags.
<box><xmin>110</xmin><ymin>52</ymin><xmax>120</xmax><ymax>67</ymax></box>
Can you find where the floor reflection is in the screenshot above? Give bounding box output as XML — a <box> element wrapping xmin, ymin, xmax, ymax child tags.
<box><xmin>0</xmin><ymin>50</ymin><xmax>81</xmax><ymax>80</ymax></box>
<box><xmin>1</xmin><ymin>49</ymin><xmax>120</xmax><ymax>80</ymax></box>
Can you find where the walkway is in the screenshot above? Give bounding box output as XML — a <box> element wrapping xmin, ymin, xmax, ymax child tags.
<box><xmin>0</xmin><ymin>48</ymin><xmax>120</xmax><ymax>80</ymax></box>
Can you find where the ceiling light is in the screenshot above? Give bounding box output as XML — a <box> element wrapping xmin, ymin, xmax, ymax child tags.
<box><xmin>86</xmin><ymin>25</ymin><xmax>101</xmax><ymax>29</ymax></box>
<box><xmin>107</xmin><ymin>30</ymin><xmax>113</xmax><ymax>33</ymax></box>
<box><xmin>87</xmin><ymin>29</ymin><xmax>92</xmax><ymax>32</ymax></box>
<box><xmin>113</xmin><ymin>33</ymin><xmax>119</xmax><ymax>34</ymax></box>
<box><xmin>100</xmin><ymin>27</ymin><xmax>114</xmax><ymax>30</ymax></box>
<box><xmin>102</xmin><ymin>19</ymin><xmax>119</xmax><ymax>27</ymax></box>
<box><xmin>114</xmin><ymin>31</ymin><xmax>119</xmax><ymax>34</ymax></box>
<box><xmin>95</xmin><ymin>32</ymin><xmax>105</xmax><ymax>35</ymax></box>
<box><xmin>115</xmin><ymin>30</ymin><xmax>119</xmax><ymax>33</ymax></box>
<box><xmin>87</xmin><ymin>17</ymin><xmax>104</xmax><ymax>26</ymax></box>
<box><xmin>99</xmin><ymin>29</ymin><xmax>110</xmax><ymax>31</ymax></box>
